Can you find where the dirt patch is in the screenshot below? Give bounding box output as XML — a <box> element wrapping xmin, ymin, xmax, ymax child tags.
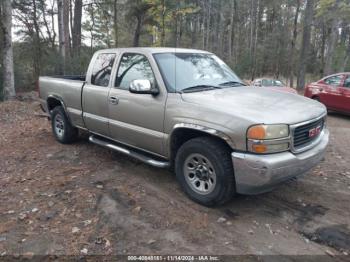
<box><xmin>1</xmin><ymin>97</ymin><xmax>350</xmax><ymax>256</ymax></box>
<box><xmin>304</xmin><ymin>225</ymin><xmax>350</xmax><ymax>253</ymax></box>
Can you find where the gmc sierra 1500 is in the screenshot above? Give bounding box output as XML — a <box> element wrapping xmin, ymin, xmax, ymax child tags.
<box><xmin>39</xmin><ymin>47</ymin><xmax>329</xmax><ymax>206</ymax></box>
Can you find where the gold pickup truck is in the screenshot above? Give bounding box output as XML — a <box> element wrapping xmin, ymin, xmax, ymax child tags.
<box><xmin>39</xmin><ymin>47</ymin><xmax>329</xmax><ymax>206</ymax></box>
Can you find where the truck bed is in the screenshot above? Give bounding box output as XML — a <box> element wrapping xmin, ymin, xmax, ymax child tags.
<box><xmin>39</xmin><ymin>76</ymin><xmax>86</xmax><ymax>128</ymax></box>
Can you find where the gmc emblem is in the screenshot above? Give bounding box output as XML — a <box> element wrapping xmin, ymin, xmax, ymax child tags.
<box><xmin>309</xmin><ymin>126</ymin><xmax>321</xmax><ymax>138</ymax></box>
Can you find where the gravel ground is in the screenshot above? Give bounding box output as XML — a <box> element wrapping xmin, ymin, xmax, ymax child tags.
<box><xmin>0</xmin><ymin>94</ymin><xmax>350</xmax><ymax>259</ymax></box>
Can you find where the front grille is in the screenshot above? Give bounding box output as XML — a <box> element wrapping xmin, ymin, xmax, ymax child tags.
<box><xmin>293</xmin><ymin>117</ymin><xmax>324</xmax><ymax>148</ymax></box>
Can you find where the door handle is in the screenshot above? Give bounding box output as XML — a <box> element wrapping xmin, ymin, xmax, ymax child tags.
<box><xmin>109</xmin><ymin>96</ymin><xmax>119</xmax><ymax>105</ymax></box>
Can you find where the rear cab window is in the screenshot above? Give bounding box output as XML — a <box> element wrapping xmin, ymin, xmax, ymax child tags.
<box><xmin>91</xmin><ymin>53</ymin><xmax>116</xmax><ymax>87</ymax></box>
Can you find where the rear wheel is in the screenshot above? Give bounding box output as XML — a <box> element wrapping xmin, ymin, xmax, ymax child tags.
<box><xmin>175</xmin><ymin>137</ymin><xmax>235</xmax><ymax>206</ymax></box>
<box><xmin>51</xmin><ymin>106</ymin><xmax>78</xmax><ymax>144</ymax></box>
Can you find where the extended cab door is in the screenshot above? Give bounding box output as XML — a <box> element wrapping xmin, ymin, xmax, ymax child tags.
<box><xmin>82</xmin><ymin>52</ymin><xmax>117</xmax><ymax>136</ymax></box>
<box><xmin>108</xmin><ymin>52</ymin><xmax>167</xmax><ymax>156</ymax></box>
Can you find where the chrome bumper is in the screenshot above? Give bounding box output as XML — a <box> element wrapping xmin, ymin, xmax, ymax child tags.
<box><xmin>232</xmin><ymin>129</ymin><xmax>329</xmax><ymax>195</ymax></box>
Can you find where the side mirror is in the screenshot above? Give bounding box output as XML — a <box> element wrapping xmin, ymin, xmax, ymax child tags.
<box><xmin>129</xmin><ymin>79</ymin><xmax>159</xmax><ymax>95</ymax></box>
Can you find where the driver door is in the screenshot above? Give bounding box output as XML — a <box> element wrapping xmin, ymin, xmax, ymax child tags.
<box><xmin>321</xmin><ymin>74</ymin><xmax>344</xmax><ymax>110</ymax></box>
<box><xmin>338</xmin><ymin>74</ymin><xmax>350</xmax><ymax>113</ymax></box>
<box><xmin>108</xmin><ymin>53</ymin><xmax>167</xmax><ymax>156</ymax></box>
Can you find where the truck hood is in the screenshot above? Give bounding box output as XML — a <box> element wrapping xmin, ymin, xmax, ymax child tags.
<box><xmin>180</xmin><ymin>86</ymin><xmax>326</xmax><ymax>124</ymax></box>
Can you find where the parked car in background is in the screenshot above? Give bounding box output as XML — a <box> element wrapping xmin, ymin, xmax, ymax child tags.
<box><xmin>252</xmin><ymin>78</ymin><xmax>297</xmax><ymax>94</ymax></box>
<box><xmin>304</xmin><ymin>73</ymin><xmax>350</xmax><ymax>115</ymax></box>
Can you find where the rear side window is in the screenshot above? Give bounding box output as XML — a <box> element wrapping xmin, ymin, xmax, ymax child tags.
<box><xmin>324</xmin><ymin>75</ymin><xmax>342</xmax><ymax>86</ymax></box>
<box><xmin>91</xmin><ymin>53</ymin><xmax>116</xmax><ymax>87</ymax></box>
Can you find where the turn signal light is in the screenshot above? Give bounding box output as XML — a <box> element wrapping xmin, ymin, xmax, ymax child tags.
<box><xmin>247</xmin><ymin>125</ymin><xmax>266</xmax><ymax>140</ymax></box>
<box><xmin>252</xmin><ymin>144</ymin><xmax>267</xmax><ymax>153</ymax></box>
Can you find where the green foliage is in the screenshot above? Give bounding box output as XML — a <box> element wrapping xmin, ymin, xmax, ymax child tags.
<box><xmin>2</xmin><ymin>0</ymin><xmax>350</xmax><ymax>94</ymax></box>
<box><xmin>83</xmin><ymin>2</ymin><xmax>115</xmax><ymax>48</ymax></box>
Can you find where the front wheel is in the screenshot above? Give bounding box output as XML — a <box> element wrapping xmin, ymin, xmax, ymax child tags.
<box><xmin>175</xmin><ymin>137</ymin><xmax>236</xmax><ymax>206</ymax></box>
<box><xmin>312</xmin><ymin>96</ymin><xmax>320</xmax><ymax>102</ymax></box>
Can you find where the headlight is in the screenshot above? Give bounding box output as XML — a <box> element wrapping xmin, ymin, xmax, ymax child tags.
<box><xmin>247</xmin><ymin>124</ymin><xmax>289</xmax><ymax>139</ymax></box>
<box><xmin>247</xmin><ymin>124</ymin><xmax>290</xmax><ymax>153</ymax></box>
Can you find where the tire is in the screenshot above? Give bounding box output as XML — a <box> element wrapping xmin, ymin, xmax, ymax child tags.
<box><xmin>175</xmin><ymin>137</ymin><xmax>235</xmax><ymax>206</ymax></box>
<box><xmin>51</xmin><ymin>106</ymin><xmax>78</xmax><ymax>144</ymax></box>
<box><xmin>312</xmin><ymin>96</ymin><xmax>320</xmax><ymax>102</ymax></box>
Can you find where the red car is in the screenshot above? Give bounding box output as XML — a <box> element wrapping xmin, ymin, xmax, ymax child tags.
<box><xmin>304</xmin><ymin>73</ymin><xmax>350</xmax><ymax>114</ymax></box>
<box><xmin>251</xmin><ymin>78</ymin><xmax>297</xmax><ymax>94</ymax></box>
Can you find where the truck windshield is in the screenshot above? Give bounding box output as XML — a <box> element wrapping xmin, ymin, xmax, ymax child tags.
<box><xmin>153</xmin><ymin>53</ymin><xmax>244</xmax><ymax>93</ymax></box>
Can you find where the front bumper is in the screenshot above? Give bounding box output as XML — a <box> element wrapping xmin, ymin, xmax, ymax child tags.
<box><xmin>232</xmin><ymin>129</ymin><xmax>329</xmax><ymax>195</ymax></box>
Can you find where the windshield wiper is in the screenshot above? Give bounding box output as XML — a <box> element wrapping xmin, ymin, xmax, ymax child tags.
<box><xmin>180</xmin><ymin>85</ymin><xmax>222</xmax><ymax>93</ymax></box>
<box><xmin>219</xmin><ymin>81</ymin><xmax>246</xmax><ymax>87</ymax></box>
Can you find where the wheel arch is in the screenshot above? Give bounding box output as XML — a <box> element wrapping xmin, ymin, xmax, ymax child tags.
<box><xmin>47</xmin><ymin>95</ymin><xmax>66</xmax><ymax>111</ymax></box>
<box><xmin>46</xmin><ymin>95</ymin><xmax>72</xmax><ymax>123</ymax></box>
<box><xmin>311</xmin><ymin>95</ymin><xmax>320</xmax><ymax>101</ymax></box>
<box><xmin>169</xmin><ymin>123</ymin><xmax>235</xmax><ymax>164</ymax></box>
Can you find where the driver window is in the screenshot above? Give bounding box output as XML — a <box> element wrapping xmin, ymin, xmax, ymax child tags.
<box><xmin>324</xmin><ymin>75</ymin><xmax>342</xmax><ymax>86</ymax></box>
<box><xmin>115</xmin><ymin>53</ymin><xmax>156</xmax><ymax>90</ymax></box>
<box><xmin>343</xmin><ymin>75</ymin><xmax>350</xmax><ymax>88</ymax></box>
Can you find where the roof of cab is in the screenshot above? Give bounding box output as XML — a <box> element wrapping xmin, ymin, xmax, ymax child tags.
<box><xmin>96</xmin><ymin>47</ymin><xmax>211</xmax><ymax>55</ymax></box>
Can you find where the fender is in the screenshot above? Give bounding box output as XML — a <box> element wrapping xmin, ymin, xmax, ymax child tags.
<box><xmin>171</xmin><ymin>123</ymin><xmax>236</xmax><ymax>149</ymax></box>
<box><xmin>47</xmin><ymin>94</ymin><xmax>72</xmax><ymax>122</ymax></box>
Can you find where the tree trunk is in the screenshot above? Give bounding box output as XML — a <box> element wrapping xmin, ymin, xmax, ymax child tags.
<box><xmin>297</xmin><ymin>0</ymin><xmax>314</xmax><ymax>90</ymax></box>
<box><xmin>201</xmin><ymin>1</ymin><xmax>206</xmax><ymax>49</ymax></box>
<box><xmin>32</xmin><ymin>0</ymin><xmax>42</xmax><ymax>82</ymax></box>
<box><xmin>69</xmin><ymin>0</ymin><xmax>73</xmax><ymax>53</ymax></box>
<box><xmin>206</xmin><ymin>0</ymin><xmax>211</xmax><ymax>50</ymax></box>
<box><xmin>63</xmin><ymin>0</ymin><xmax>70</xmax><ymax>60</ymax></box>
<box><xmin>191</xmin><ymin>12</ymin><xmax>198</xmax><ymax>48</ymax></box>
<box><xmin>341</xmin><ymin>34</ymin><xmax>350</xmax><ymax>72</ymax></box>
<box><xmin>72</xmin><ymin>0</ymin><xmax>83</xmax><ymax>54</ymax></box>
<box><xmin>228</xmin><ymin>0</ymin><xmax>237</xmax><ymax>61</ymax></box>
<box><xmin>324</xmin><ymin>0</ymin><xmax>340</xmax><ymax>75</ymax></box>
<box><xmin>320</xmin><ymin>23</ymin><xmax>327</xmax><ymax>77</ymax></box>
<box><xmin>251</xmin><ymin>0</ymin><xmax>259</xmax><ymax>80</ymax></box>
<box><xmin>50</xmin><ymin>0</ymin><xmax>57</xmax><ymax>49</ymax></box>
<box><xmin>58</xmin><ymin>0</ymin><xmax>65</xmax><ymax>74</ymax></box>
<box><xmin>58</xmin><ymin>0</ymin><xmax>70</xmax><ymax>73</ymax></box>
<box><xmin>113</xmin><ymin>0</ymin><xmax>118</xmax><ymax>47</ymax></box>
<box><xmin>288</xmin><ymin>0</ymin><xmax>300</xmax><ymax>88</ymax></box>
<box><xmin>133</xmin><ymin>17</ymin><xmax>142</xmax><ymax>47</ymax></box>
<box><xmin>0</xmin><ymin>0</ymin><xmax>16</xmax><ymax>99</ymax></box>
<box><xmin>160</xmin><ymin>0</ymin><xmax>165</xmax><ymax>46</ymax></box>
